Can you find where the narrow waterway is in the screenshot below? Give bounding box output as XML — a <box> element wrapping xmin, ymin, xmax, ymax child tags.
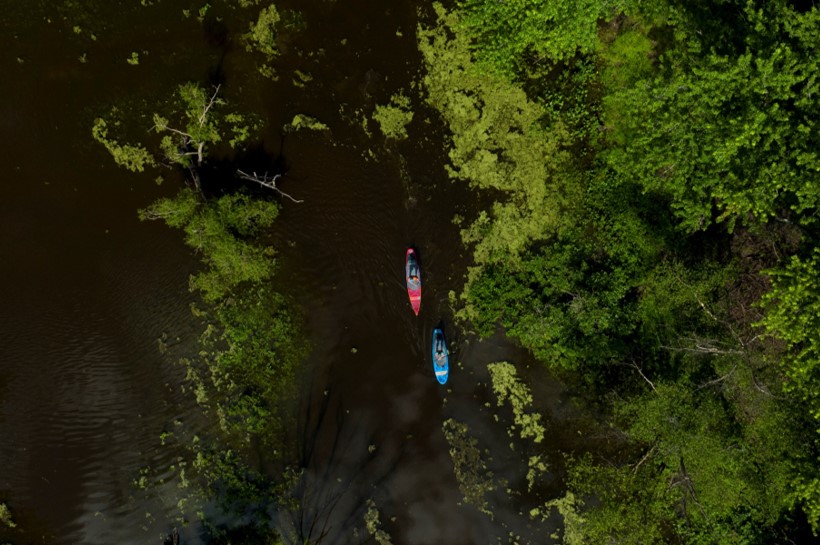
<box><xmin>0</xmin><ymin>1</ymin><xmax>585</xmax><ymax>544</ymax></box>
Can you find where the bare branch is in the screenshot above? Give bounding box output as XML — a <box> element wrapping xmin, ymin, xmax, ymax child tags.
<box><xmin>696</xmin><ymin>365</ymin><xmax>737</xmax><ymax>390</ymax></box>
<box><xmin>628</xmin><ymin>362</ymin><xmax>657</xmax><ymax>392</ymax></box>
<box><xmin>154</xmin><ymin>124</ymin><xmax>193</xmax><ymax>141</ymax></box>
<box><xmin>237</xmin><ymin>169</ymin><xmax>304</xmax><ymax>203</ymax></box>
<box><xmin>660</xmin><ymin>336</ymin><xmax>744</xmax><ymax>356</ymax></box>
<box><xmin>632</xmin><ymin>444</ymin><xmax>657</xmax><ymax>474</ymax></box>
<box><xmin>200</xmin><ymin>84</ymin><xmax>222</xmax><ymax>126</ymax></box>
<box><xmin>188</xmin><ymin>168</ymin><xmax>202</xmax><ymax>193</ymax></box>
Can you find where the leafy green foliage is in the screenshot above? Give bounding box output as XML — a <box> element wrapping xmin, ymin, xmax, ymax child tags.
<box><xmin>604</xmin><ymin>3</ymin><xmax>820</xmax><ymax>232</ymax></box>
<box><xmin>539</xmin><ymin>492</ymin><xmax>586</xmax><ymax>545</ymax></box>
<box><xmin>372</xmin><ymin>93</ymin><xmax>413</xmax><ymax>140</ymax></box>
<box><xmin>759</xmin><ymin>248</ymin><xmax>820</xmax><ymax>527</ymax></box>
<box><xmin>140</xmin><ymin>188</ymin><xmax>279</xmax><ymax>302</ymax></box>
<box><xmin>96</xmin><ymin>83</ymin><xmax>258</xmax><ymax>170</ymax></box>
<box><xmin>91</xmin><ymin>117</ymin><xmax>155</xmax><ymax>172</ymax></box>
<box><xmin>759</xmin><ymin>248</ymin><xmax>820</xmax><ymax>411</ymax></box>
<box><xmin>138</xmin><ymin>188</ymin><xmax>302</xmax><ymax>541</ymax></box>
<box><xmin>198</xmin><ymin>286</ymin><xmax>304</xmax><ymax>447</ymax></box>
<box><xmin>244</xmin><ymin>4</ymin><xmax>280</xmax><ymax>56</ymax></box>
<box><xmin>285</xmin><ymin>113</ymin><xmax>329</xmax><ymax>132</ymax></box>
<box><xmin>457</xmin><ymin>0</ymin><xmax>616</xmax><ymax>76</ymax></box>
<box><xmin>566</xmin><ymin>379</ymin><xmax>807</xmax><ymax>544</ymax></box>
<box><xmin>152</xmin><ymin>82</ymin><xmax>225</xmax><ymax>167</ymax></box>
<box><xmin>364</xmin><ymin>499</ymin><xmax>394</xmax><ymax>545</ymax></box>
<box><xmin>597</xmin><ymin>25</ymin><xmax>653</xmax><ymax>93</ymax></box>
<box><xmin>419</xmin><ymin>5</ymin><xmax>575</xmax><ymax>265</ymax></box>
<box><xmin>0</xmin><ymin>502</ymin><xmax>16</xmax><ymax>528</ymax></box>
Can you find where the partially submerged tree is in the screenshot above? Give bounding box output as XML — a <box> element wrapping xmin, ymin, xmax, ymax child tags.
<box><xmin>139</xmin><ymin>188</ymin><xmax>280</xmax><ymax>302</ymax></box>
<box><xmin>152</xmin><ymin>83</ymin><xmax>224</xmax><ymax>168</ymax></box>
<box><xmin>95</xmin><ymin>82</ymin><xmax>259</xmax><ymax>174</ymax></box>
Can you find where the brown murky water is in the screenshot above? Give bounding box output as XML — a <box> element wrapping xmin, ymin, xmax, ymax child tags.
<box><xmin>0</xmin><ymin>1</ymin><xmax>584</xmax><ymax>544</ymax></box>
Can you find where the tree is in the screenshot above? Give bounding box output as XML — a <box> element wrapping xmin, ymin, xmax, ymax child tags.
<box><xmin>95</xmin><ymin>82</ymin><xmax>258</xmax><ymax>176</ymax></box>
<box><xmin>457</xmin><ymin>0</ymin><xmax>618</xmax><ymax>76</ymax></box>
<box><xmin>759</xmin><ymin>248</ymin><xmax>820</xmax><ymax>527</ymax></box>
<box><xmin>604</xmin><ymin>2</ymin><xmax>819</xmax><ymax>232</ymax></box>
<box><xmin>152</xmin><ymin>83</ymin><xmax>223</xmax><ymax>167</ymax></box>
<box><xmin>140</xmin><ymin>188</ymin><xmax>279</xmax><ymax>302</ymax></box>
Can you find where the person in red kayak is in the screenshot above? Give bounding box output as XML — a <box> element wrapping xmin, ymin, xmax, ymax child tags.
<box><xmin>408</xmin><ymin>261</ymin><xmax>420</xmax><ymax>287</ymax></box>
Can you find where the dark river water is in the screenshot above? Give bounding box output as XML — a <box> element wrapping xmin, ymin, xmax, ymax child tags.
<box><xmin>0</xmin><ymin>1</ymin><xmax>587</xmax><ymax>544</ymax></box>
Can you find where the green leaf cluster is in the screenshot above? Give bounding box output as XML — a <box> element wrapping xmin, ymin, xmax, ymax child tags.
<box><xmin>285</xmin><ymin>113</ymin><xmax>329</xmax><ymax>133</ymax></box>
<box><xmin>0</xmin><ymin>502</ymin><xmax>15</xmax><ymax>529</ymax></box>
<box><xmin>760</xmin><ymin>249</ymin><xmax>820</xmax><ymax>413</ymax></box>
<box><xmin>91</xmin><ymin>117</ymin><xmax>155</xmax><ymax>172</ymax></box>
<box><xmin>568</xmin><ymin>380</ymin><xmax>808</xmax><ymax>544</ymax></box>
<box><xmin>244</xmin><ymin>4</ymin><xmax>281</xmax><ymax>57</ymax></box>
<box><xmin>487</xmin><ymin>362</ymin><xmax>545</xmax><ymax>444</ymax></box>
<box><xmin>457</xmin><ymin>0</ymin><xmax>618</xmax><ymax>76</ymax></box>
<box><xmin>152</xmin><ymin>82</ymin><xmax>226</xmax><ymax>167</ymax></box>
<box><xmin>140</xmin><ymin>188</ymin><xmax>279</xmax><ymax>302</ymax></box>
<box><xmin>419</xmin><ymin>5</ymin><xmax>575</xmax><ymax>265</ymax></box>
<box><xmin>372</xmin><ymin>93</ymin><xmax>413</xmax><ymax>140</ymax></box>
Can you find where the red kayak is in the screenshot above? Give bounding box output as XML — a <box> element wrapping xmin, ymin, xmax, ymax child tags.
<box><xmin>405</xmin><ymin>248</ymin><xmax>421</xmax><ymax>315</ymax></box>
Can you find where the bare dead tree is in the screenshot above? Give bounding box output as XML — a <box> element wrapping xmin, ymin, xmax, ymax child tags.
<box><xmin>237</xmin><ymin>169</ymin><xmax>304</xmax><ymax>203</ymax></box>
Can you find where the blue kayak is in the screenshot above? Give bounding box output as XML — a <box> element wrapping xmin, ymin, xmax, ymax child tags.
<box><xmin>432</xmin><ymin>328</ymin><xmax>449</xmax><ymax>385</ymax></box>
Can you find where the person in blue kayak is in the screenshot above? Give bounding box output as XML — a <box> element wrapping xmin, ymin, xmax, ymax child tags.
<box><xmin>434</xmin><ymin>335</ymin><xmax>446</xmax><ymax>364</ymax></box>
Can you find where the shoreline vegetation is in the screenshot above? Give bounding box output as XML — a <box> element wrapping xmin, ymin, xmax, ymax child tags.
<box><xmin>419</xmin><ymin>0</ymin><xmax>819</xmax><ymax>543</ymax></box>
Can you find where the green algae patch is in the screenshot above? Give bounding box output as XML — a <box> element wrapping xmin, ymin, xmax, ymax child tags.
<box><xmin>373</xmin><ymin>93</ymin><xmax>413</xmax><ymax>140</ymax></box>
<box><xmin>286</xmin><ymin>114</ymin><xmax>329</xmax><ymax>132</ymax></box>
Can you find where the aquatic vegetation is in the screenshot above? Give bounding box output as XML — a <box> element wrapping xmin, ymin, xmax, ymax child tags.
<box><xmin>418</xmin><ymin>5</ymin><xmax>572</xmax><ymax>265</ymax></box>
<box><xmin>244</xmin><ymin>4</ymin><xmax>280</xmax><ymax>57</ymax></box>
<box><xmin>442</xmin><ymin>418</ymin><xmax>496</xmax><ymax>516</ymax></box>
<box><xmin>92</xmin><ymin>58</ymin><xmax>304</xmax><ymax>541</ymax></box>
<box><xmin>292</xmin><ymin>69</ymin><xmax>313</xmax><ymax>88</ymax></box>
<box><xmin>537</xmin><ymin>492</ymin><xmax>585</xmax><ymax>545</ymax></box>
<box><xmin>95</xmin><ymin>83</ymin><xmax>258</xmax><ymax>169</ymax></box>
<box><xmin>364</xmin><ymin>499</ymin><xmax>394</xmax><ymax>545</ymax></box>
<box><xmin>487</xmin><ymin>362</ymin><xmax>544</xmax><ymax>444</ymax></box>
<box><xmin>373</xmin><ymin>93</ymin><xmax>413</xmax><ymax>140</ymax></box>
<box><xmin>487</xmin><ymin>362</ymin><xmax>548</xmax><ymax>491</ymax></box>
<box><xmin>0</xmin><ymin>502</ymin><xmax>15</xmax><ymax>528</ymax></box>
